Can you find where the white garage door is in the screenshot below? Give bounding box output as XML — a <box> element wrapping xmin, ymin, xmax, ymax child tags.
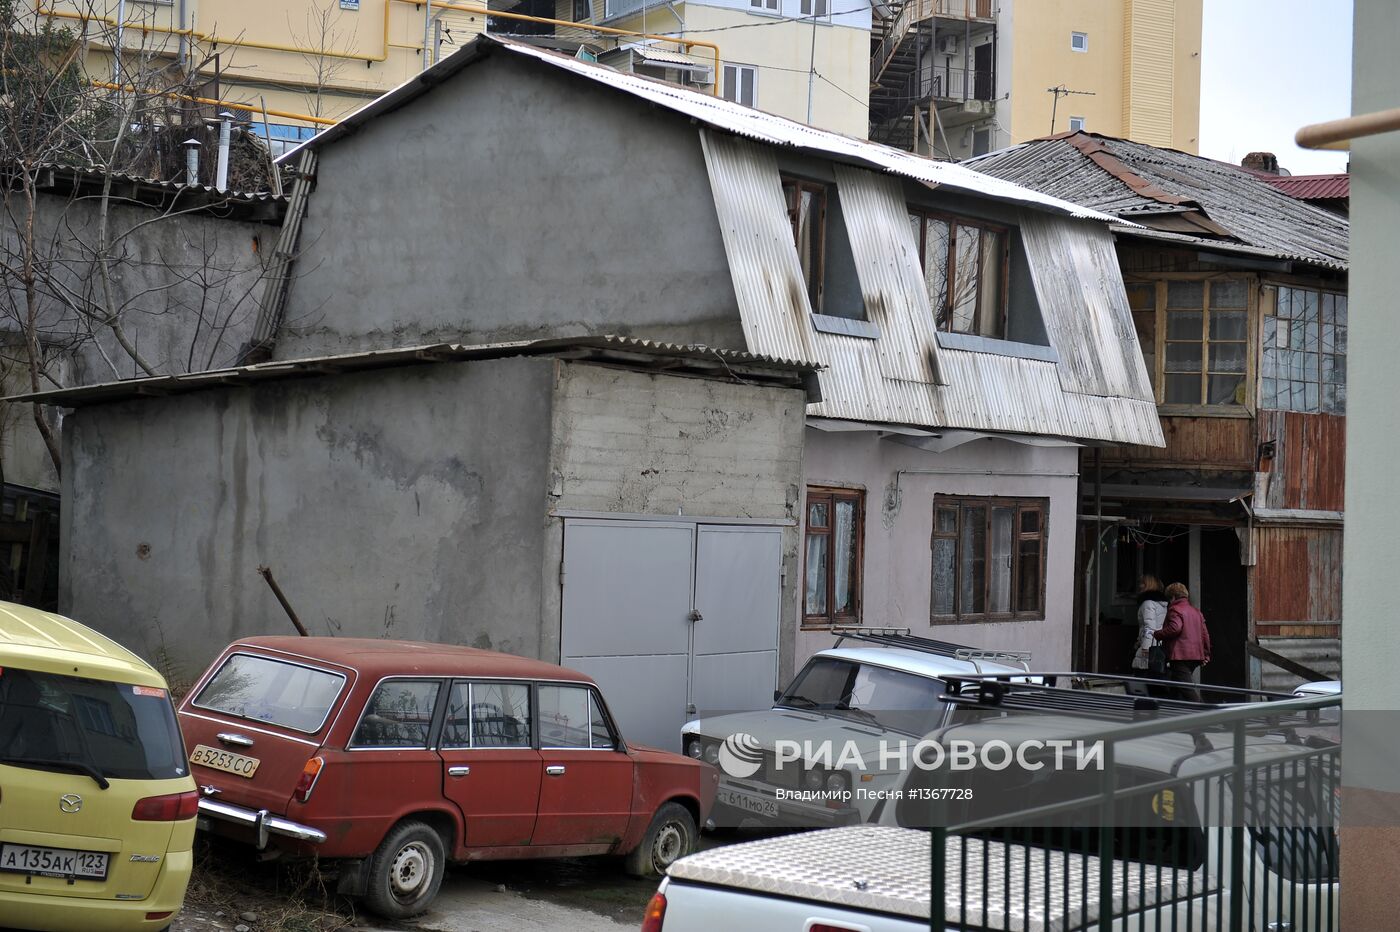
<box><xmin>560</xmin><ymin>519</ymin><xmax>782</xmax><ymax>751</ymax></box>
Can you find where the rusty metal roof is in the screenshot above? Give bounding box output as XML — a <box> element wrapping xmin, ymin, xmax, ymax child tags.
<box><xmin>1256</xmin><ymin>173</ymin><xmax>1349</xmax><ymax>203</ymax></box>
<box><xmin>5</xmin><ymin>335</ymin><xmax>819</xmax><ymax>408</ymax></box>
<box><xmin>964</xmin><ymin>133</ymin><xmax>1349</xmax><ymax>271</ymax></box>
<box><xmin>281</xmin><ymin>36</ymin><xmax>1124</xmax><ymax>226</ymax></box>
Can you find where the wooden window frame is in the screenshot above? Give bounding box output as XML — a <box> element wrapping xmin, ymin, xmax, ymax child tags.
<box><xmin>1124</xmin><ymin>273</ymin><xmax>1256</xmax><ymax>418</ymax></box>
<box><xmin>908</xmin><ymin>206</ymin><xmax>1011</xmax><ymax>339</ymax></box>
<box><xmin>1261</xmin><ymin>282</ymin><xmax>1347</xmax><ymax>415</ymax></box>
<box><xmin>930</xmin><ymin>496</ymin><xmax>1047</xmax><ymax>624</ymax></box>
<box><xmin>802</xmin><ymin>486</ymin><xmax>864</xmax><ymax>629</ymax></box>
<box><xmin>782</xmin><ymin>176</ymin><xmax>828</xmax><ymax>314</ymax></box>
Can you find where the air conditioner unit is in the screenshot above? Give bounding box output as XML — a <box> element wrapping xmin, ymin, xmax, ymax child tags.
<box><xmin>939</xmin><ymin>35</ymin><xmax>959</xmax><ymax>55</ymax></box>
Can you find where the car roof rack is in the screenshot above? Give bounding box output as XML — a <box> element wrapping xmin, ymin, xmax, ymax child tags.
<box><xmin>937</xmin><ymin>672</ymin><xmax>1326</xmax><ymax>729</ymax></box>
<box><xmin>829</xmin><ymin>626</ymin><xmax>1033</xmax><ymax>673</ymax></box>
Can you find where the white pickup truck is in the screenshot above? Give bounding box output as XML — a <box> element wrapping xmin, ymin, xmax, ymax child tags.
<box><xmin>643</xmin><ymin>825</ymin><xmax>1213</xmax><ymax>931</ymax></box>
<box><xmin>651</xmin><ymin>687</ymin><xmax>1341</xmax><ymax>931</ymax></box>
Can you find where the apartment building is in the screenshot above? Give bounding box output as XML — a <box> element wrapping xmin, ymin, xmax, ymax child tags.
<box><xmin>35</xmin><ymin>0</ymin><xmax>867</xmax><ymax>151</ymax></box>
<box><xmin>572</xmin><ymin>0</ymin><xmax>871</xmax><ymax>137</ymax></box>
<box><xmin>872</xmin><ymin>0</ymin><xmax>1200</xmax><ymax>159</ymax></box>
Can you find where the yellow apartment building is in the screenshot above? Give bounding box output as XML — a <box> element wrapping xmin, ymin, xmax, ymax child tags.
<box><xmin>872</xmin><ymin>0</ymin><xmax>1200</xmax><ymax>159</ymax></box>
<box><xmin>34</xmin><ymin>0</ymin><xmax>869</xmax><ymax>151</ymax></box>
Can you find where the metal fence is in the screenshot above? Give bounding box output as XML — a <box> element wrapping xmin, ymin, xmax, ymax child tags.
<box><xmin>923</xmin><ymin>693</ymin><xmax>1341</xmax><ymax>930</ymax></box>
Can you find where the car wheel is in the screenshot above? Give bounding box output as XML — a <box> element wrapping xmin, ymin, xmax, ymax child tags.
<box><xmin>624</xmin><ymin>802</ymin><xmax>697</xmax><ymax>877</ymax></box>
<box><xmin>362</xmin><ymin>820</ymin><xmax>447</xmax><ymax>919</ymax></box>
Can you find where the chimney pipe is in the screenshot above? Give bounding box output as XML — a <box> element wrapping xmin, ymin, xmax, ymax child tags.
<box><xmin>182</xmin><ymin>138</ymin><xmax>202</xmax><ymax>186</ymax></box>
<box><xmin>215</xmin><ymin>111</ymin><xmax>233</xmax><ymax>192</ymax></box>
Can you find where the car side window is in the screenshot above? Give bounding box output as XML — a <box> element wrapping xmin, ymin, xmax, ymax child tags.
<box><xmin>539</xmin><ymin>685</ymin><xmax>593</xmax><ymax>749</ymax></box>
<box><xmin>350</xmin><ymin>679</ymin><xmax>442</xmax><ymax>749</ymax></box>
<box><xmin>589</xmin><ymin>693</ymin><xmax>615</xmax><ymax>750</ymax></box>
<box><xmin>441</xmin><ymin>682</ymin><xmax>531</xmax><ymax>749</ymax></box>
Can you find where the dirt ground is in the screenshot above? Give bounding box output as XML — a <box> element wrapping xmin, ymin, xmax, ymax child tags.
<box><xmin>171</xmin><ymin>837</ymin><xmax>664</xmax><ymax>932</ymax></box>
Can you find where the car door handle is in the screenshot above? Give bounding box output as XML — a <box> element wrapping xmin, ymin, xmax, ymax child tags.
<box><xmin>545</xmin><ymin>765</ymin><xmax>566</xmax><ymax>776</ymax></box>
<box><xmin>447</xmin><ymin>766</ymin><xmax>470</xmax><ymax>778</ymax></box>
<box><xmin>217</xmin><ymin>732</ymin><xmax>255</xmax><ymax>747</ymax></box>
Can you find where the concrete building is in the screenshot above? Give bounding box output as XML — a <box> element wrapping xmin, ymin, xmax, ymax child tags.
<box><xmin>871</xmin><ymin>0</ymin><xmax>1201</xmax><ymax>159</ymax></box>
<box><xmin>36</xmin><ymin>0</ymin><xmax>866</xmax><ymax>147</ymax></box>
<box><xmin>35</xmin><ymin>36</ymin><xmax>1161</xmax><ymax>749</ymax></box>
<box><xmin>969</xmin><ymin>131</ymin><xmax>1349</xmax><ymax>691</ymax></box>
<box><xmin>580</xmin><ymin>0</ymin><xmax>871</xmax><ymax>137</ymax></box>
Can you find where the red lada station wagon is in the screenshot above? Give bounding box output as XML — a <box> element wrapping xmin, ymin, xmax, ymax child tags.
<box><xmin>177</xmin><ymin>637</ymin><xmax>717</xmax><ymax>918</ymax></box>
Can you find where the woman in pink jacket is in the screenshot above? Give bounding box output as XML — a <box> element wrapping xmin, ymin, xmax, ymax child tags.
<box><xmin>1153</xmin><ymin>582</ymin><xmax>1212</xmax><ymax>702</ymax></box>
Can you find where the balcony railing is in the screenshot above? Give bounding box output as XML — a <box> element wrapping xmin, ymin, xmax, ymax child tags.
<box><xmin>872</xmin><ymin>0</ymin><xmax>996</xmax><ymax>84</ymax></box>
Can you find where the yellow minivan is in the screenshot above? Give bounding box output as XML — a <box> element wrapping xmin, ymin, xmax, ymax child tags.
<box><xmin>0</xmin><ymin>602</ymin><xmax>197</xmax><ymax>931</ymax></box>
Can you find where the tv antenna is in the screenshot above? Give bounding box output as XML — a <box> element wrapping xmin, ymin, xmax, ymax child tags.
<box><xmin>1047</xmin><ymin>84</ymin><xmax>1096</xmax><ymax>134</ymax></box>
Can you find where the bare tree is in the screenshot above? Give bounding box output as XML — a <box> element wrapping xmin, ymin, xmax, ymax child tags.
<box><xmin>294</xmin><ymin>1</ymin><xmax>357</xmax><ymax>122</ymax></box>
<box><xmin>0</xmin><ymin>0</ymin><xmax>281</xmax><ymax>479</ymax></box>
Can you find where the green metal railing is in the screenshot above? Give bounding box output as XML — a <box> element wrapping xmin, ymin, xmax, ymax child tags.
<box><xmin>925</xmin><ymin>693</ymin><xmax>1341</xmax><ymax>931</ymax></box>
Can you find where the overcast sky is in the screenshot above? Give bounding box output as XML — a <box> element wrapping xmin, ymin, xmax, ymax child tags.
<box><xmin>1199</xmin><ymin>0</ymin><xmax>1352</xmax><ymax>175</ymax></box>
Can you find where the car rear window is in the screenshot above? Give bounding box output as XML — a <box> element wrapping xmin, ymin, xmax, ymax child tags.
<box><xmin>193</xmin><ymin>653</ymin><xmax>346</xmax><ymax>733</ymax></box>
<box><xmin>0</xmin><ymin>666</ymin><xmax>187</xmax><ymax>780</ymax></box>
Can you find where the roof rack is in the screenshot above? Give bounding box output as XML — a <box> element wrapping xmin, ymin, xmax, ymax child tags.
<box><xmin>830</xmin><ymin>627</ymin><xmax>1033</xmax><ymax>673</ymax></box>
<box><xmin>937</xmin><ymin>672</ymin><xmax>1326</xmax><ymax>729</ymax></box>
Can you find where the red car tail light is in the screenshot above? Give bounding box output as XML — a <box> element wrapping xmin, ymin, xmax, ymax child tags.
<box><xmin>641</xmin><ymin>892</ymin><xmax>666</xmax><ymax>932</ymax></box>
<box><xmin>132</xmin><ymin>790</ymin><xmax>200</xmax><ymax>821</ymax></box>
<box><xmin>293</xmin><ymin>756</ymin><xmax>325</xmax><ymax>804</ymax></box>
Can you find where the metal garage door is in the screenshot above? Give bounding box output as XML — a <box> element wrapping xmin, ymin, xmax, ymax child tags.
<box><xmin>560</xmin><ymin>519</ymin><xmax>782</xmax><ymax>751</ymax></box>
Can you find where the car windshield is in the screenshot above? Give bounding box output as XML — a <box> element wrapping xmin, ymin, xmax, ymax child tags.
<box><xmin>0</xmin><ymin>666</ymin><xmax>186</xmax><ymax>781</ymax></box>
<box><xmin>192</xmin><ymin>653</ymin><xmax>346</xmax><ymax>733</ymax></box>
<box><xmin>777</xmin><ymin>657</ymin><xmax>943</xmax><ymax>735</ymax></box>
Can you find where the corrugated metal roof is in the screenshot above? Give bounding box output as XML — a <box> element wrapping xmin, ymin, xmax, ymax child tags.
<box><xmin>6</xmin><ymin>335</ymin><xmax>819</xmax><ymax>408</ymax></box>
<box><xmin>699</xmin><ymin>134</ymin><xmax>1162</xmax><ymax>446</ymax></box>
<box><xmin>964</xmin><ymin>133</ymin><xmax>1348</xmax><ymax>271</ymax></box>
<box><xmin>1257</xmin><ymin>173</ymin><xmax>1349</xmax><ymax>202</ymax></box>
<box><xmin>16</xmin><ymin>160</ymin><xmax>287</xmax><ymax>205</ymax></box>
<box><xmin>281</xmin><ymin>36</ymin><xmax>1125</xmax><ymax>226</ymax></box>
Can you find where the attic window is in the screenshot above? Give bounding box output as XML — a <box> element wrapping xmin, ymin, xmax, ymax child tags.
<box><xmin>781</xmin><ymin>175</ymin><xmax>866</xmax><ymax>320</ymax></box>
<box><xmin>908</xmin><ymin>208</ymin><xmax>1009</xmax><ymax>339</ymax></box>
<box><xmin>1068</xmin><ymin>116</ymin><xmax>1085</xmax><ymax>133</ymax></box>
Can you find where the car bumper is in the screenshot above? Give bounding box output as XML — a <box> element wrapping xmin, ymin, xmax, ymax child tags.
<box><xmin>0</xmin><ymin>847</ymin><xmax>192</xmax><ymax>932</ymax></box>
<box><xmin>197</xmin><ymin>798</ymin><xmax>327</xmax><ymax>848</ymax></box>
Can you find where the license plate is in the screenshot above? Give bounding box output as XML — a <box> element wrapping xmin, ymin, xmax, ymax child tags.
<box><xmin>718</xmin><ymin>787</ymin><xmax>779</xmax><ymax>818</ymax></box>
<box><xmin>190</xmin><ymin>744</ymin><xmax>261</xmax><ymax>778</ymax></box>
<box><xmin>0</xmin><ymin>844</ymin><xmax>108</xmax><ymax>880</ymax></box>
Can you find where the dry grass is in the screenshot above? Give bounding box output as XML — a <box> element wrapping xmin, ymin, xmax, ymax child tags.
<box><xmin>181</xmin><ymin>839</ymin><xmax>356</xmax><ymax>932</ymax></box>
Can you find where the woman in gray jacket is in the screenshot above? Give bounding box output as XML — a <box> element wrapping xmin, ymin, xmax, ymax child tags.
<box><xmin>1131</xmin><ymin>574</ymin><xmax>1169</xmax><ymax>673</ymax></box>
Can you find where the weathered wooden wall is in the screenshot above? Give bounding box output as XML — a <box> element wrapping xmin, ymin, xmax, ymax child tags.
<box><xmin>1254</xmin><ymin>525</ymin><xmax>1343</xmax><ymax>636</ymax></box>
<box><xmin>1257</xmin><ymin>410</ymin><xmax>1346</xmax><ymax>512</ymax></box>
<box><xmin>1102</xmin><ymin>415</ymin><xmax>1257</xmax><ymax>469</ymax></box>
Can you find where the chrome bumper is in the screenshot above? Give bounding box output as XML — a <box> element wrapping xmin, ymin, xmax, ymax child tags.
<box><xmin>197</xmin><ymin>798</ymin><xmax>327</xmax><ymax>848</ymax></box>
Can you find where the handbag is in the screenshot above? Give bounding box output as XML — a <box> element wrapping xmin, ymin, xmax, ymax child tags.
<box><xmin>1148</xmin><ymin>645</ymin><xmax>1168</xmax><ymax>676</ymax></box>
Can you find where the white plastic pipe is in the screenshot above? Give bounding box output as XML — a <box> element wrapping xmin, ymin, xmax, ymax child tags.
<box><xmin>214</xmin><ymin>112</ymin><xmax>233</xmax><ymax>192</ymax></box>
<box><xmin>183</xmin><ymin>138</ymin><xmax>201</xmax><ymax>186</ymax></box>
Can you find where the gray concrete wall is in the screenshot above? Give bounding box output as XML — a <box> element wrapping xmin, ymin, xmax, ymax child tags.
<box><xmin>60</xmin><ymin>357</ymin><xmax>554</xmax><ymax>684</ymax></box>
<box><xmin>1</xmin><ymin>191</ymin><xmax>271</xmax><ymax>492</ymax></box>
<box><xmin>1341</xmin><ymin>0</ymin><xmax>1400</xmax><ymax>922</ymax></box>
<box><xmin>797</xmin><ymin>429</ymin><xmax>1080</xmax><ymax>669</ymax></box>
<box><xmin>277</xmin><ymin>54</ymin><xmax>747</xmax><ymax>359</ymax></box>
<box><xmin>542</xmin><ymin>363</ymin><xmax>808</xmax><ymax>678</ymax></box>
